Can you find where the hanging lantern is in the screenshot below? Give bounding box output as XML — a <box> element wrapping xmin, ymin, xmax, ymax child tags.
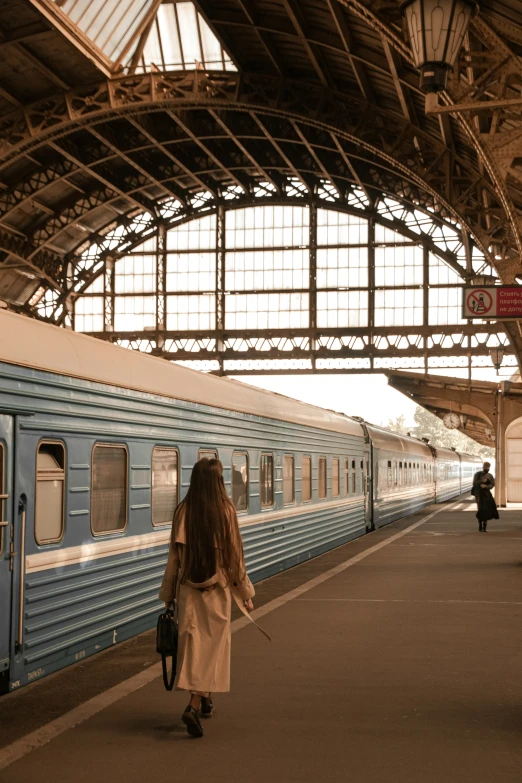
<box><xmin>489</xmin><ymin>347</ymin><xmax>505</xmax><ymax>373</ymax></box>
<box><xmin>401</xmin><ymin>0</ymin><xmax>479</xmax><ymax>93</ymax></box>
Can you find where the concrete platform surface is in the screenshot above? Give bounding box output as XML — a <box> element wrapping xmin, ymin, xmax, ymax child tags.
<box><xmin>2</xmin><ymin>497</ymin><xmax>522</xmax><ymax>782</ymax></box>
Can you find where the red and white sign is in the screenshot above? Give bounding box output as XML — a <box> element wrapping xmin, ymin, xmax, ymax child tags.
<box><xmin>463</xmin><ymin>286</ymin><xmax>522</xmax><ymax>318</ymax></box>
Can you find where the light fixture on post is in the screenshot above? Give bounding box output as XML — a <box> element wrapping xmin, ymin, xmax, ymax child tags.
<box><xmin>401</xmin><ymin>0</ymin><xmax>478</xmax><ymax>101</ymax></box>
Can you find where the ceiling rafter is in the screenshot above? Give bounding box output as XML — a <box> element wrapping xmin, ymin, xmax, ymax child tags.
<box><xmin>11</xmin><ymin>40</ymin><xmax>70</xmax><ymax>90</ymax></box>
<box><xmin>326</xmin><ymin>0</ymin><xmax>376</xmax><ymax>103</ymax></box>
<box><xmin>0</xmin><ymin>227</ymin><xmax>63</xmax><ymax>289</ymax></box>
<box><xmin>381</xmin><ymin>36</ymin><xmax>419</xmax><ymax>129</ymax></box>
<box><xmin>165</xmin><ymin>110</ymin><xmax>250</xmax><ymax>192</ymax></box>
<box><xmin>123</xmin><ymin>117</ymin><xmax>197</xmax><ymax>207</ymax></box>
<box><xmin>207</xmin><ymin>109</ymin><xmax>281</xmax><ymax>193</ymax></box>
<box><xmin>85</xmin><ymin>125</ymin><xmax>182</xmax><ymax>211</ymax></box>
<box><xmin>281</xmin><ymin>0</ymin><xmax>335</xmax><ymax>89</ymax></box>
<box><xmin>47</xmin><ymin>139</ymin><xmax>158</xmax><ymax>216</ymax></box>
<box><xmin>291</xmin><ymin>121</ymin><xmax>343</xmax><ymax>195</ymax></box>
<box><xmin>0</xmin><ymin>157</ymin><xmax>79</xmax><ymax>221</ymax></box>
<box><xmin>250</xmin><ymin>113</ymin><xmax>312</xmax><ymax>193</ymax></box>
<box><xmin>132</xmin><ymin>112</ymin><xmax>219</xmax><ymax>197</ymax></box>
<box><xmin>225</xmin><ymin>0</ymin><xmax>285</xmax><ymax>74</ymax></box>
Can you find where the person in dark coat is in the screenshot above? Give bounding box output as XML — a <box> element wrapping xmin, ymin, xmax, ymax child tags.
<box><xmin>472</xmin><ymin>461</ymin><xmax>498</xmax><ymax>532</ymax></box>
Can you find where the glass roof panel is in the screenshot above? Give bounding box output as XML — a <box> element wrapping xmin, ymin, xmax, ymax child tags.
<box><xmin>53</xmin><ymin>0</ymin><xmax>155</xmax><ymax>62</ymax></box>
<box><xmin>158</xmin><ymin>5</ymin><xmax>182</xmax><ymax>67</ymax></box>
<box><xmin>138</xmin><ymin>1</ymin><xmax>236</xmax><ymax>72</ymax></box>
<box><xmin>176</xmin><ymin>2</ymin><xmax>201</xmax><ymax>65</ymax></box>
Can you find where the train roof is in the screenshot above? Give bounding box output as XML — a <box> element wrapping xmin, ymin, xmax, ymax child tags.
<box><xmin>435</xmin><ymin>446</ymin><xmax>461</xmax><ymax>461</ymax></box>
<box><xmin>454</xmin><ymin>452</ymin><xmax>483</xmax><ymax>464</ymax></box>
<box><xmin>363</xmin><ymin>423</ymin><xmax>434</xmax><ymax>457</ymax></box>
<box><xmin>0</xmin><ymin>309</ymin><xmax>364</xmax><ymax>438</ymax></box>
<box><xmin>364</xmin><ymin>422</ymin><xmax>483</xmax><ymax>462</ymax></box>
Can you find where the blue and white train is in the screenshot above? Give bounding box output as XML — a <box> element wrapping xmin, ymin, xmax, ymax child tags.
<box><xmin>0</xmin><ymin>310</ymin><xmax>481</xmax><ymax>693</ymax></box>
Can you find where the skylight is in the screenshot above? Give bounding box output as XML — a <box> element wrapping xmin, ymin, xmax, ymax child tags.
<box><xmin>137</xmin><ymin>2</ymin><xmax>236</xmax><ymax>72</ymax></box>
<box><xmin>53</xmin><ymin>0</ymin><xmax>156</xmax><ymax>64</ymax></box>
<box><xmin>52</xmin><ymin>0</ymin><xmax>235</xmax><ymax>73</ymax></box>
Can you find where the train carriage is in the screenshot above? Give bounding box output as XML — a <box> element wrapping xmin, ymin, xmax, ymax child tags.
<box><xmin>365</xmin><ymin>424</ymin><xmax>435</xmax><ymax>528</ymax></box>
<box><xmin>459</xmin><ymin>453</ymin><xmax>483</xmax><ymax>495</ymax></box>
<box><xmin>433</xmin><ymin>447</ymin><xmax>462</xmax><ymax>503</ymax></box>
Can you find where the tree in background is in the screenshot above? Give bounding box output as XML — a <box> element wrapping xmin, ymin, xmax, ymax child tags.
<box><xmin>386</xmin><ymin>413</ymin><xmax>408</xmax><ymax>435</ymax></box>
<box><xmin>387</xmin><ymin>406</ymin><xmax>494</xmax><ymax>460</ymax></box>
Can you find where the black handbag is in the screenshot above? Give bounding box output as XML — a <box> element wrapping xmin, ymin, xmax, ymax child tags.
<box><xmin>156</xmin><ymin>608</ymin><xmax>178</xmax><ymax>691</ymax></box>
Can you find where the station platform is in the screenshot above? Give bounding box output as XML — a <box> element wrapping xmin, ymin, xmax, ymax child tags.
<box><xmin>2</xmin><ymin>497</ymin><xmax>522</xmax><ymax>782</ymax></box>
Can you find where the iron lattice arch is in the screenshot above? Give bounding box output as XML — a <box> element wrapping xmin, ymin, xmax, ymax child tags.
<box><xmin>46</xmin><ymin>189</ymin><xmax>514</xmax><ymax>376</ymax></box>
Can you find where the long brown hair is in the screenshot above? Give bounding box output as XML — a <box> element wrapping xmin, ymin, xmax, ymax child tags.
<box><xmin>173</xmin><ymin>458</ymin><xmax>245</xmax><ymax>585</ymax></box>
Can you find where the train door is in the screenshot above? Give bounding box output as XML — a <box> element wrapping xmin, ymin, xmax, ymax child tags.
<box><xmin>363</xmin><ymin>452</ymin><xmax>373</xmax><ymax>531</ymax></box>
<box><xmin>0</xmin><ymin>415</ymin><xmax>13</xmax><ymax>684</ymax></box>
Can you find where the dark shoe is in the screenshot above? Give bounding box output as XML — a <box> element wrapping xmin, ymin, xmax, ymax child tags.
<box><xmin>201</xmin><ymin>697</ymin><xmax>214</xmax><ymax>718</ymax></box>
<box><xmin>182</xmin><ymin>705</ymin><xmax>204</xmax><ymax>738</ymax></box>
<box><xmin>478</xmin><ymin>524</ymin><xmax>483</xmax><ymax>532</ymax></box>
<box><xmin>483</xmin><ymin>525</ymin><xmax>487</xmax><ymax>532</ymax></box>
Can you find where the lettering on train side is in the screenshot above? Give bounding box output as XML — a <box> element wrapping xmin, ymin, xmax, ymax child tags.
<box><xmin>27</xmin><ymin>668</ymin><xmax>45</xmax><ymax>681</ymax></box>
<box><xmin>75</xmin><ymin>650</ymin><xmax>86</xmax><ymax>662</ymax></box>
<box><xmin>11</xmin><ymin>680</ymin><xmax>21</xmax><ymax>690</ymax></box>
<box><xmin>112</xmin><ymin>629</ymin><xmax>118</xmax><ymax>644</ymax></box>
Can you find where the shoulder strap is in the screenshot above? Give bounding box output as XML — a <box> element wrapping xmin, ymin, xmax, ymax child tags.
<box><xmin>231</xmin><ymin>588</ymin><xmax>272</xmax><ymax>641</ymax></box>
<box><xmin>162</xmin><ymin>653</ymin><xmax>175</xmax><ymax>691</ymax></box>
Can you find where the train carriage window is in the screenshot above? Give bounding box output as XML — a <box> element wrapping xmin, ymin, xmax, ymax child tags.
<box><xmin>198</xmin><ymin>449</ymin><xmax>218</xmax><ymax>460</ymax></box>
<box><xmin>351</xmin><ymin>459</ymin><xmax>356</xmax><ymax>494</ymax></box>
<box><xmin>332</xmin><ymin>458</ymin><xmax>340</xmax><ymax>497</ymax></box>
<box><xmin>398</xmin><ymin>462</ymin><xmax>403</xmax><ymax>486</ymax></box>
<box><xmin>260</xmin><ymin>453</ymin><xmax>274</xmax><ymax>508</ymax></box>
<box><xmin>344</xmin><ymin>458</ymin><xmax>349</xmax><ymax>496</ymax></box>
<box><xmin>360</xmin><ymin>459</ymin><xmax>365</xmax><ymax>494</ymax></box>
<box><xmin>35</xmin><ymin>442</ymin><xmax>65</xmax><ymax>544</ymax></box>
<box><xmin>318</xmin><ymin>457</ymin><xmax>327</xmax><ymax>499</ymax></box>
<box><xmin>387</xmin><ymin>460</ymin><xmax>392</xmax><ymax>488</ymax></box>
<box><xmin>408</xmin><ymin>463</ymin><xmax>412</xmax><ymax>484</ymax></box>
<box><xmin>393</xmin><ymin>460</ymin><xmax>397</xmax><ymax>486</ymax></box>
<box><xmin>232</xmin><ymin>452</ymin><xmax>249</xmax><ymax>512</ymax></box>
<box><xmin>302</xmin><ymin>456</ymin><xmax>312</xmax><ymax>502</ymax></box>
<box><xmin>283</xmin><ymin>455</ymin><xmax>295</xmax><ymax>505</ymax></box>
<box><xmin>152</xmin><ymin>447</ymin><xmax>178</xmax><ymax>526</ymax></box>
<box><xmin>92</xmin><ymin>444</ymin><xmax>127</xmax><ymax>535</ymax></box>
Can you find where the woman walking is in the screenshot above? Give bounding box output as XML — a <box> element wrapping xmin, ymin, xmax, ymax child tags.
<box><xmin>159</xmin><ymin>457</ymin><xmax>256</xmax><ymax>738</ymax></box>
<box><xmin>472</xmin><ymin>461</ymin><xmax>499</xmax><ymax>532</ymax></box>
